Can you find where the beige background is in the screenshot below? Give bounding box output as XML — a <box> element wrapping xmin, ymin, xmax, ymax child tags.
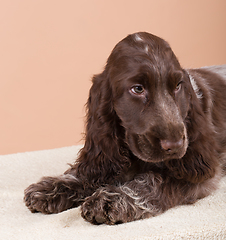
<box><xmin>1</xmin><ymin>0</ymin><xmax>226</xmax><ymax>155</ymax></box>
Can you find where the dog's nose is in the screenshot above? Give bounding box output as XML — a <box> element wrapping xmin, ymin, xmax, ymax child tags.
<box><xmin>160</xmin><ymin>139</ymin><xmax>183</xmax><ymax>153</ymax></box>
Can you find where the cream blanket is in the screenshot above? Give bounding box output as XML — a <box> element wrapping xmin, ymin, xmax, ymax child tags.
<box><xmin>1</xmin><ymin>145</ymin><xmax>226</xmax><ymax>239</ymax></box>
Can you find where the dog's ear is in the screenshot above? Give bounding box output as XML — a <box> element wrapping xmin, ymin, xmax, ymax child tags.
<box><xmin>74</xmin><ymin>71</ymin><xmax>130</xmax><ymax>185</ymax></box>
<box><xmin>166</xmin><ymin>79</ymin><xmax>219</xmax><ymax>183</ymax></box>
<box><xmin>86</xmin><ymin>71</ymin><xmax>115</xmax><ymax>143</ymax></box>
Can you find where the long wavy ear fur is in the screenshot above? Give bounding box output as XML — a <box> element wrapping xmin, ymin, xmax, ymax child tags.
<box><xmin>166</xmin><ymin>74</ymin><xmax>219</xmax><ymax>183</ymax></box>
<box><xmin>73</xmin><ymin>70</ymin><xmax>130</xmax><ymax>187</ymax></box>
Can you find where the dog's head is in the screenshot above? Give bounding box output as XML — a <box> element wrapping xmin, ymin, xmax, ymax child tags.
<box><xmin>103</xmin><ymin>32</ymin><xmax>192</xmax><ymax>162</ymax></box>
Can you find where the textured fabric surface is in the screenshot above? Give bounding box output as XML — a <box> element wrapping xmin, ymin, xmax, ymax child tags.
<box><xmin>0</xmin><ymin>145</ymin><xmax>226</xmax><ymax>240</ymax></box>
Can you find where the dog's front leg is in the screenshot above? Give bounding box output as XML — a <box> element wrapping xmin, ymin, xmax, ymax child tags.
<box><xmin>24</xmin><ymin>172</ymin><xmax>92</xmax><ymax>214</ymax></box>
<box><xmin>81</xmin><ymin>171</ymin><xmax>217</xmax><ymax>225</ymax></box>
<box><xmin>81</xmin><ymin>172</ymin><xmax>166</xmax><ymax>225</ymax></box>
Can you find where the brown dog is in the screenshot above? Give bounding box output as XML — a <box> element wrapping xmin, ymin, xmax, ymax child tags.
<box><xmin>25</xmin><ymin>32</ymin><xmax>226</xmax><ymax>225</ymax></box>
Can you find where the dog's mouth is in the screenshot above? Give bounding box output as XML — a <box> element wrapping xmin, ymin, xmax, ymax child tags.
<box><xmin>126</xmin><ymin>132</ymin><xmax>188</xmax><ymax>163</ymax></box>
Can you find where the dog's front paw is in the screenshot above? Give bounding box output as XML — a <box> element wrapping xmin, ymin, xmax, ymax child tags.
<box><xmin>24</xmin><ymin>185</ymin><xmax>49</xmax><ymax>214</ymax></box>
<box><xmin>81</xmin><ymin>186</ymin><xmax>135</xmax><ymax>225</ymax></box>
<box><xmin>24</xmin><ymin>175</ymin><xmax>81</xmax><ymax>214</ymax></box>
<box><xmin>24</xmin><ymin>177</ymin><xmax>59</xmax><ymax>214</ymax></box>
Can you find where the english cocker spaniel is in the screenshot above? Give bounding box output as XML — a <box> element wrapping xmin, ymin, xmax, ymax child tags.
<box><xmin>24</xmin><ymin>32</ymin><xmax>226</xmax><ymax>225</ymax></box>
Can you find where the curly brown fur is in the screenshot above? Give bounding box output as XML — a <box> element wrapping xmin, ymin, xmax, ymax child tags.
<box><xmin>24</xmin><ymin>32</ymin><xmax>226</xmax><ymax>225</ymax></box>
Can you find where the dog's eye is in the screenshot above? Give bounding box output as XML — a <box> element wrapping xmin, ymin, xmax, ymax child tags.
<box><xmin>131</xmin><ymin>85</ymin><xmax>145</xmax><ymax>95</ymax></box>
<box><xmin>174</xmin><ymin>82</ymin><xmax>182</xmax><ymax>93</ymax></box>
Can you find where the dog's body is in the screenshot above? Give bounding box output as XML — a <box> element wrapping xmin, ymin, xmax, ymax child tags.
<box><xmin>24</xmin><ymin>32</ymin><xmax>226</xmax><ymax>225</ymax></box>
